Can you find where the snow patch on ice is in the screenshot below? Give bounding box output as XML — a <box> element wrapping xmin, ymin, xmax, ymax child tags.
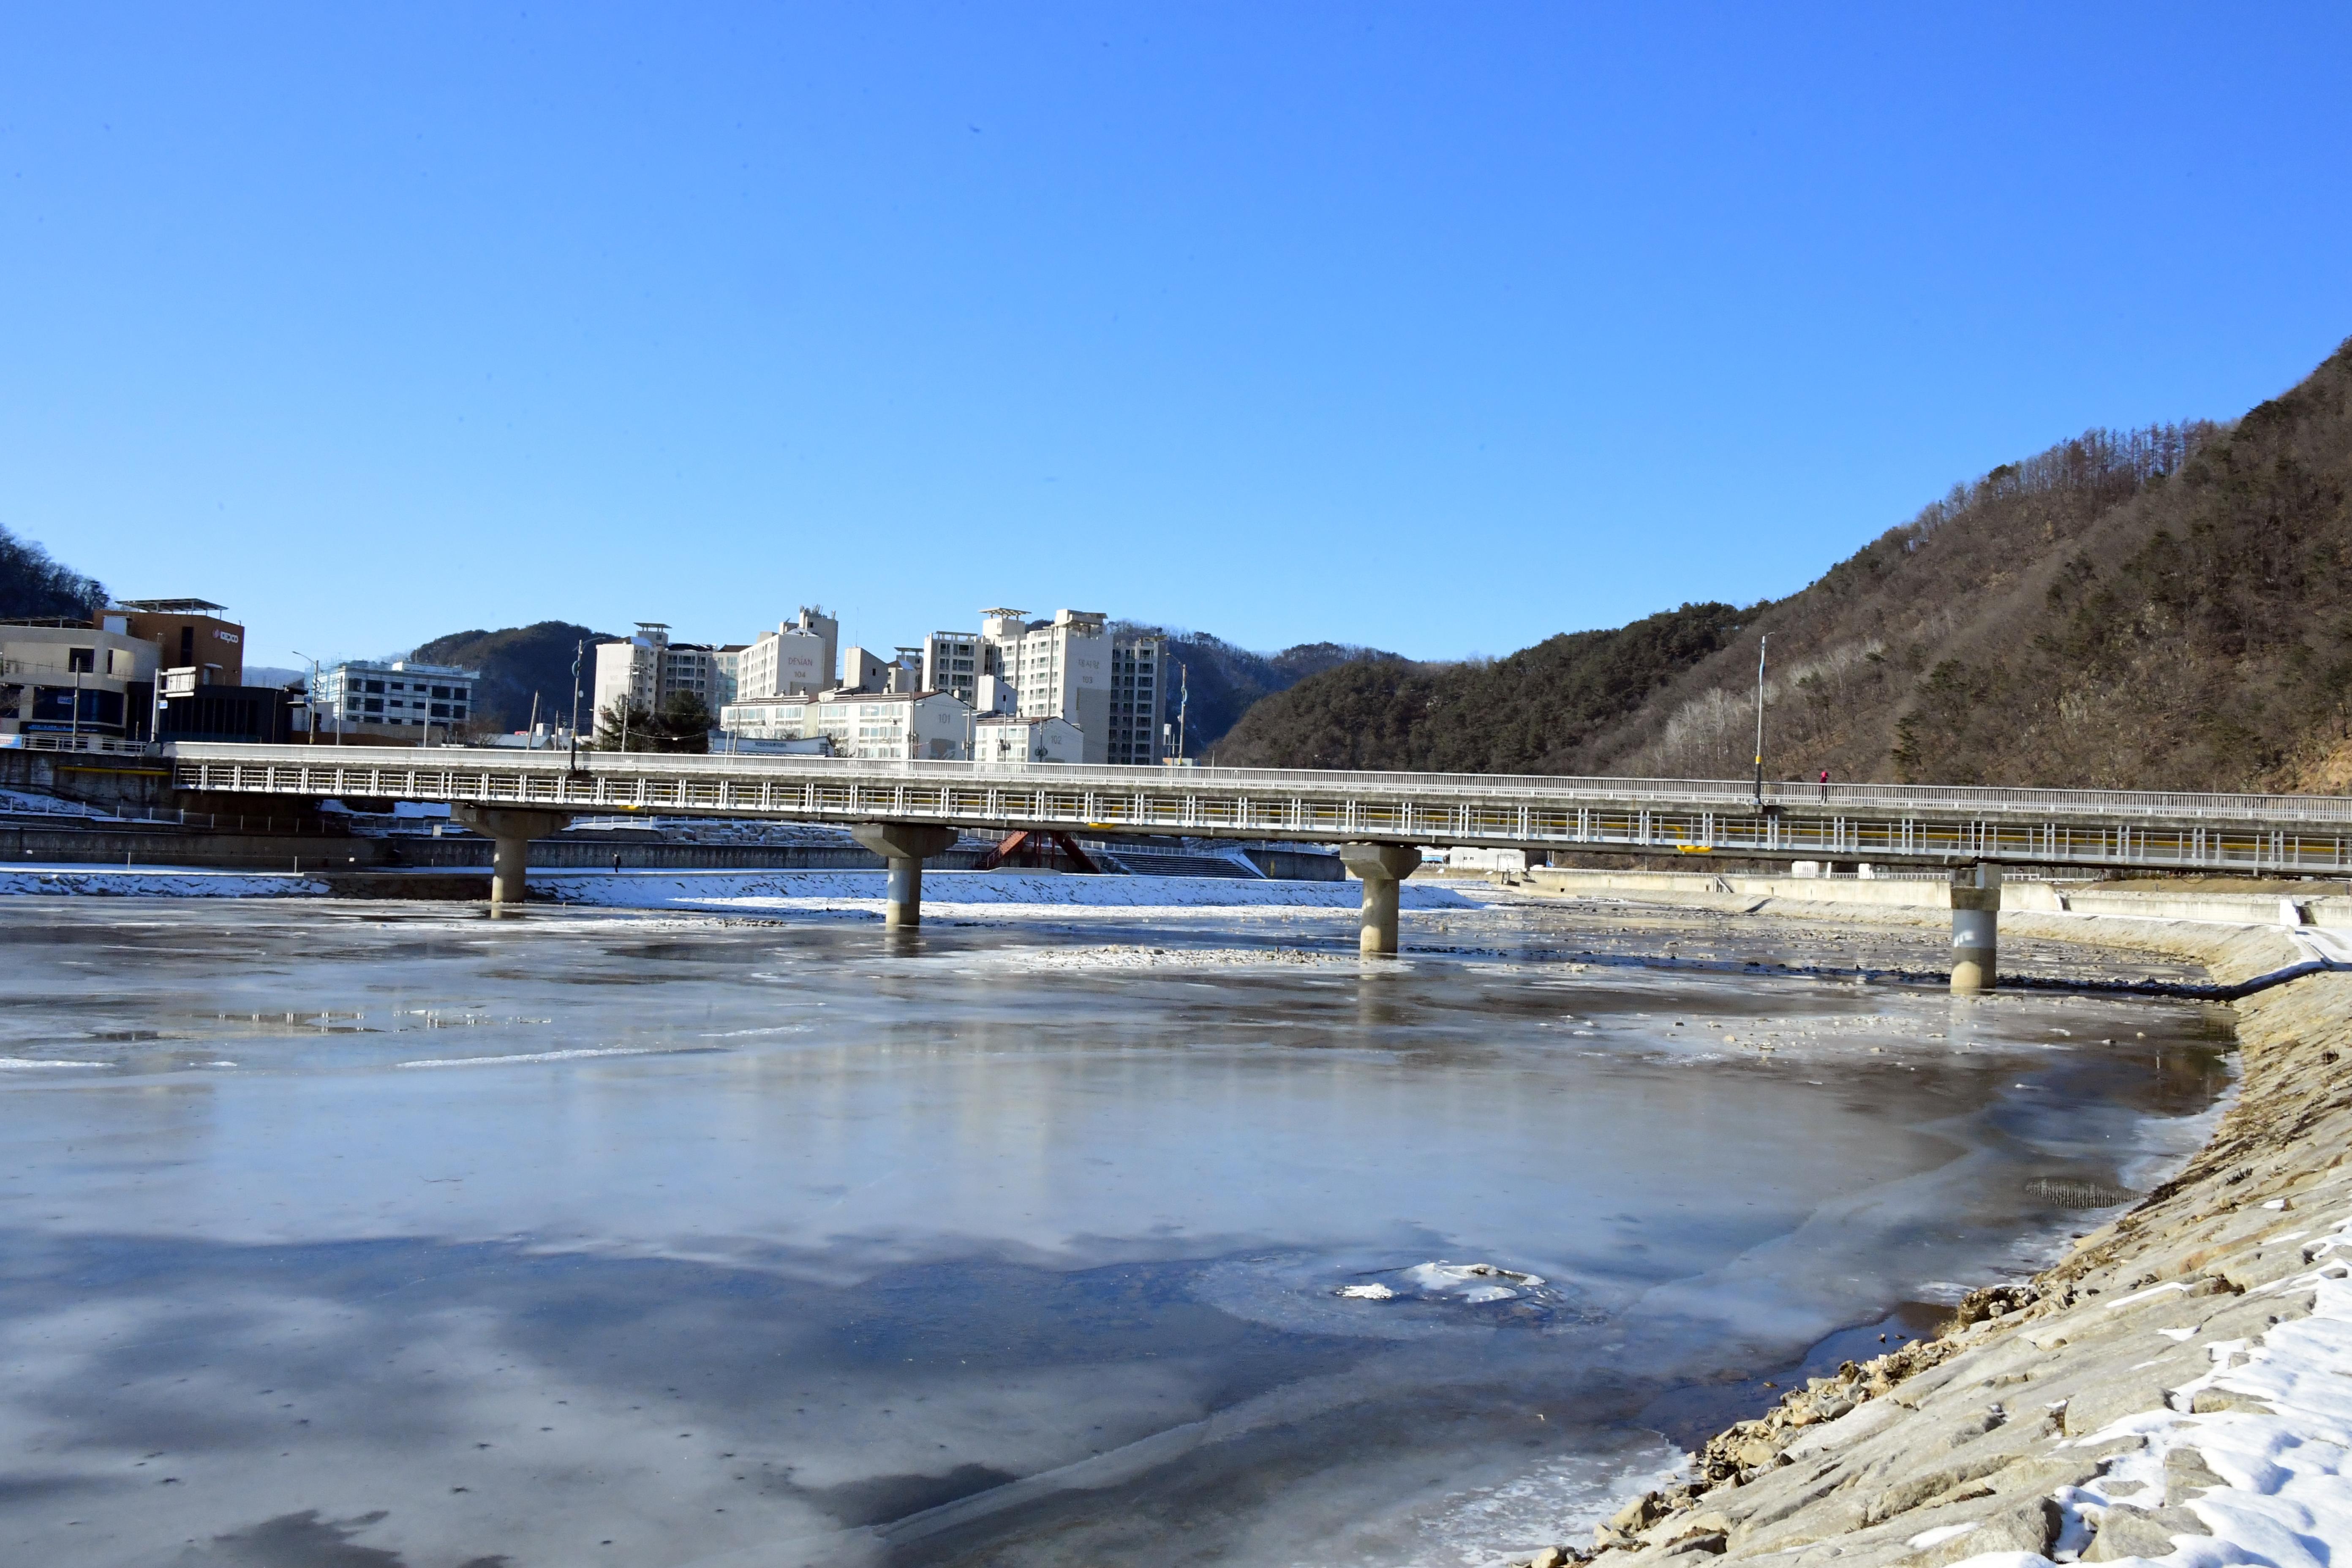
<box><xmin>980</xmin><ymin>944</ymin><xmax>1364</xmax><ymax>972</ymax></box>
<box><xmin>394</xmin><ymin>1045</ymin><xmax>721</xmax><ymax>1069</ymax></box>
<box><xmin>535</xmin><ymin>868</ymin><xmax>1489</xmax><ymax>914</ymax></box>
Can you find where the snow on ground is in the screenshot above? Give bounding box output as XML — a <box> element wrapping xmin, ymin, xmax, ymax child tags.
<box><xmin>1958</xmin><ymin>1206</ymin><xmax>2352</xmax><ymax>1568</ymax></box>
<box><xmin>0</xmin><ymin>866</ymin><xmax>329</xmax><ymax>897</ymax></box>
<box><xmin>533</xmin><ymin>868</ymin><xmax>1489</xmax><ymax>915</ymax></box>
<box><xmin>0</xmin><ymin>786</ymin><xmax>115</xmax><ymax>819</ymax></box>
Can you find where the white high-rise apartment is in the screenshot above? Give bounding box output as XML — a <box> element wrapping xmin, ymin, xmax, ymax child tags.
<box><xmin>592</xmin><ymin>623</ymin><xmax>729</xmax><ymax>722</ymax></box>
<box><xmin>738</xmin><ymin>608</ymin><xmax>839</xmax><ymax>700</ymax></box>
<box><xmin>919</xmin><ymin>631</ymin><xmax>980</xmax><ymax>706</ymax></box>
<box><xmin>924</xmin><ymin>609</ymin><xmax>1163</xmax><ymax>765</ymax></box>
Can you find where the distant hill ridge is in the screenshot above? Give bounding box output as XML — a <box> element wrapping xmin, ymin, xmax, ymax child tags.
<box><xmin>1210</xmin><ymin>604</ymin><xmax>1748</xmax><ymax>772</ymax></box>
<box><xmin>1222</xmin><ymin>335</ymin><xmax>2352</xmax><ymax>793</ymax></box>
<box><xmin>0</xmin><ymin>525</ymin><xmax>104</xmax><ymax>620</ymax></box>
<box><xmin>410</xmin><ymin>622</ymin><xmax>612</xmax><ymax>734</ymax></box>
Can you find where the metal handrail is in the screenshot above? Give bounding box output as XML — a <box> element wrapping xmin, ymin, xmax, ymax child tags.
<box><xmin>161</xmin><ymin>741</ymin><xmax>2352</xmax><ymax>828</ymax></box>
<box><xmin>8</xmin><ymin>733</ymin><xmax>154</xmax><ymax>757</ymax></box>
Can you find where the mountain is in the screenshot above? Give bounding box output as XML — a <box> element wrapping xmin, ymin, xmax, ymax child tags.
<box><xmin>1213</xmin><ymin>333</ymin><xmax>2352</xmax><ymax>793</ymax></box>
<box><xmin>0</xmin><ymin>525</ymin><xmax>104</xmax><ymax>620</ymax></box>
<box><xmin>1209</xmin><ymin>604</ymin><xmax>1748</xmax><ymax>771</ymax></box>
<box><xmin>409</xmin><ymin>622</ymin><xmax>613</xmax><ymax>734</ymax></box>
<box><xmin>1117</xmin><ymin>628</ymin><xmax>1393</xmax><ymax>756</ymax></box>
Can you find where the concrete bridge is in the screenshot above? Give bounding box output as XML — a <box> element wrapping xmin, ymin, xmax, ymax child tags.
<box><xmin>166</xmin><ymin>742</ymin><xmax>2352</xmax><ymax>988</ymax></box>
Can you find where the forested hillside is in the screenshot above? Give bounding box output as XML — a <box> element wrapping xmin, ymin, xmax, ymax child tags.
<box><xmin>1211</xmin><ymin>603</ymin><xmax>1747</xmax><ymax>771</ymax></box>
<box><xmin>411</xmin><ymin>621</ymin><xmax>611</xmax><ymax>734</ymax></box>
<box><xmin>0</xmin><ymin>525</ymin><xmax>104</xmax><ymax>620</ymax></box>
<box><xmin>1218</xmin><ymin>335</ymin><xmax>2352</xmax><ymax>791</ymax></box>
<box><xmin>1119</xmin><ymin>628</ymin><xmax>1390</xmax><ymax>755</ymax></box>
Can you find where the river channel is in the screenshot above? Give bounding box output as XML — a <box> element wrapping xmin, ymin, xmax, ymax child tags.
<box><xmin>0</xmin><ymin>896</ymin><xmax>2227</xmax><ymax>1568</ymax></box>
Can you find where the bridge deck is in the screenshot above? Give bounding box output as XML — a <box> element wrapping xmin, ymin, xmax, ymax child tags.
<box><xmin>165</xmin><ymin>743</ymin><xmax>2352</xmax><ymax>876</ymax></box>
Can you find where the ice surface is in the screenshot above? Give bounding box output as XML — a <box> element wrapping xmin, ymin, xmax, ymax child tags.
<box><xmin>0</xmin><ymin>898</ymin><xmax>2232</xmax><ymax>1568</ymax></box>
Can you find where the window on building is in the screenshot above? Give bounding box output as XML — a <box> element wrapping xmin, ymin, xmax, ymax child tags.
<box><xmin>68</xmin><ymin>648</ymin><xmax>95</xmax><ymax>673</ymax></box>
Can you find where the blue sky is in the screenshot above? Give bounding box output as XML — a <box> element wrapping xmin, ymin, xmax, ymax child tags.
<box><xmin>4</xmin><ymin>4</ymin><xmax>2349</xmax><ymax>671</ymax></box>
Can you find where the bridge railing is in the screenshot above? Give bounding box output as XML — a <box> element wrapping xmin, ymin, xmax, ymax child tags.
<box><xmin>160</xmin><ymin>742</ymin><xmax>2352</xmax><ymax>829</ymax></box>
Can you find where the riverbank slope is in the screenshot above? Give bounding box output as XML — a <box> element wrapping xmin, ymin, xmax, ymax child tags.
<box><xmin>1529</xmin><ymin>905</ymin><xmax>2350</xmax><ymax>1568</ymax></box>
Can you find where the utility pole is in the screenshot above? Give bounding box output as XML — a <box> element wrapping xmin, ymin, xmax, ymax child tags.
<box><xmin>569</xmin><ymin>640</ymin><xmax>583</xmax><ymax>770</ymax></box>
<box><xmin>1174</xmin><ymin>662</ymin><xmax>1190</xmax><ymax>762</ymax></box>
<box><xmin>1752</xmin><ymin>634</ymin><xmax>1769</xmax><ymax>808</ymax></box>
<box><xmin>570</xmin><ymin>646</ymin><xmax>584</xmax><ymax>764</ymax></box>
<box><xmin>527</xmin><ymin>691</ymin><xmax>540</xmax><ymax>749</ymax></box>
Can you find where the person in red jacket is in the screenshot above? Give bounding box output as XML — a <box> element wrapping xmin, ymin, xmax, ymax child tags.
<box><xmin>1818</xmin><ymin>768</ymin><xmax>1829</xmax><ymax>802</ymax></box>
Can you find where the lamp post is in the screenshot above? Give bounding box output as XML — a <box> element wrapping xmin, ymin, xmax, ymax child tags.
<box><xmin>1752</xmin><ymin>634</ymin><xmax>1769</xmax><ymax>808</ymax></box>
<box><xmin>569</xmin><ymin>640</ymin><xmax>583</xmax><ymax>772</ymax></box>
<box><xmin>1173</xmin><ymin>661</ymin><xmax>1189</xmax><ymax>762</ymax></box>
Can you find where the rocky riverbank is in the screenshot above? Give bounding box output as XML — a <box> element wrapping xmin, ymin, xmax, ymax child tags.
<box><xmin>1514</xmin><ymin>910</ymin><xmax>2351</xmax><ymax>1568</ymax></box>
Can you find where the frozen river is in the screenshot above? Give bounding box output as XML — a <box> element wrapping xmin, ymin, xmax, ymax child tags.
<box><xmin>0</xmin><ymin>894</ymin><xmax>2227</xmax><ymax>1568</ymax></box>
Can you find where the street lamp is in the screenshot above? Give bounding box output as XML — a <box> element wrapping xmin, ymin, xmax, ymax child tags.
<box><xmin>569</xmin><ymin>640</ymin><xmax>583</xmax><ymax>772</ymax></box>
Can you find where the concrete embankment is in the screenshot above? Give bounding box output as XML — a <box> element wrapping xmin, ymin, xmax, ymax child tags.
<box><xmin>1509</xmin><ymin>883</ymin><xmax>2352</xmax><ymax>1568</ymax></box>
<box><xmin>1527</xmin><ymin>866</ymin><xmax>2352</xmax><ymax>931</ymax></box>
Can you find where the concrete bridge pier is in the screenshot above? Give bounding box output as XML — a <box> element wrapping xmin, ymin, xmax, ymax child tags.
<box><xmin>851</xmin><ymin>823</ymin><xmax>959</xmax><ymax>928</ymax></box>
<box><xmin>1949</xmin><ymin>863</ymin><xmax>2002</xmax><ymax>994</ymax></box>
<box><xmin>452</xmin><ymin>804</ymin><xmax>574</xmax><ymax>917</ymax></box>
<box><xmin>1341</xmin><ymin>843</ymin><xmax>1424</xmax><ymax>956</ymax></box>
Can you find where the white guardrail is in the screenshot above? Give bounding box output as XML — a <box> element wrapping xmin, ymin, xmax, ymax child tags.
<box><xmin>3</xmin><ymin>732</ymin><xmax>154</xmax><ymax>757</ymax></box>
<box><xmin>161</xmin><ymin>743</ymin><xmax>2352</xmax><ymax>875</ymax></box>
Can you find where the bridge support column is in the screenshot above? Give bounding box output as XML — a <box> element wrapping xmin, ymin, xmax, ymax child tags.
<box><xmin>1949</xmin><ymin>864</ymin><xmax>2002</xmax><ymax>994</ymax></box>
<box><xmin>851</xmin><ymin>823</ymin><xmax>958</xmax><ymax>928</ymax></box>
<box><xmin>1341</xmin><ymin>844</ymin><xmax>1423</xmax><ymax>956</ymax></box>
<box><xmin>452</xmin><ymin>805</ymin><xmax>573</xmax><ymax>918</ymax></box>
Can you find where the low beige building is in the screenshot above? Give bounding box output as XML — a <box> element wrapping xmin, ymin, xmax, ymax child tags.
<box><xmin>0</xmin><ymin>617</ymin><xmax>164</xmax><ymax>743</ymax></box>
<box><xmin>974</xmin><ymin>714</ymin><xmax>1083</xmax><ymax>764</ymax></box>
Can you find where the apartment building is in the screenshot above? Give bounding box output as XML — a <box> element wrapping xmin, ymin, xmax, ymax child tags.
<box><xmin>316</xmin><ymin>658</ymin><xmax>477</xmax><ymax>737</ymax></box>
<box><xmin>737</xmin><ymin>608</ymin><xmax>838</xmax><ymax>700</ymax></box>
<box><xmin>592</xmin><ymin>623</ymin><xmax>724</xmax><ymax>719</ymax></box>
<box><xmin>719</xmin><ymin>691</ymin><xmax>970</xmax><ymax>760</ymax></box>
<box><xmin>923</xmin><ymin>609</ymin><xmax>1164</xmax><ymax>765</ymax></box>
<box><xmin>919</xmin><ymin>630</ymin><xmax>981</xmax><ymax>705</ymax></box>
